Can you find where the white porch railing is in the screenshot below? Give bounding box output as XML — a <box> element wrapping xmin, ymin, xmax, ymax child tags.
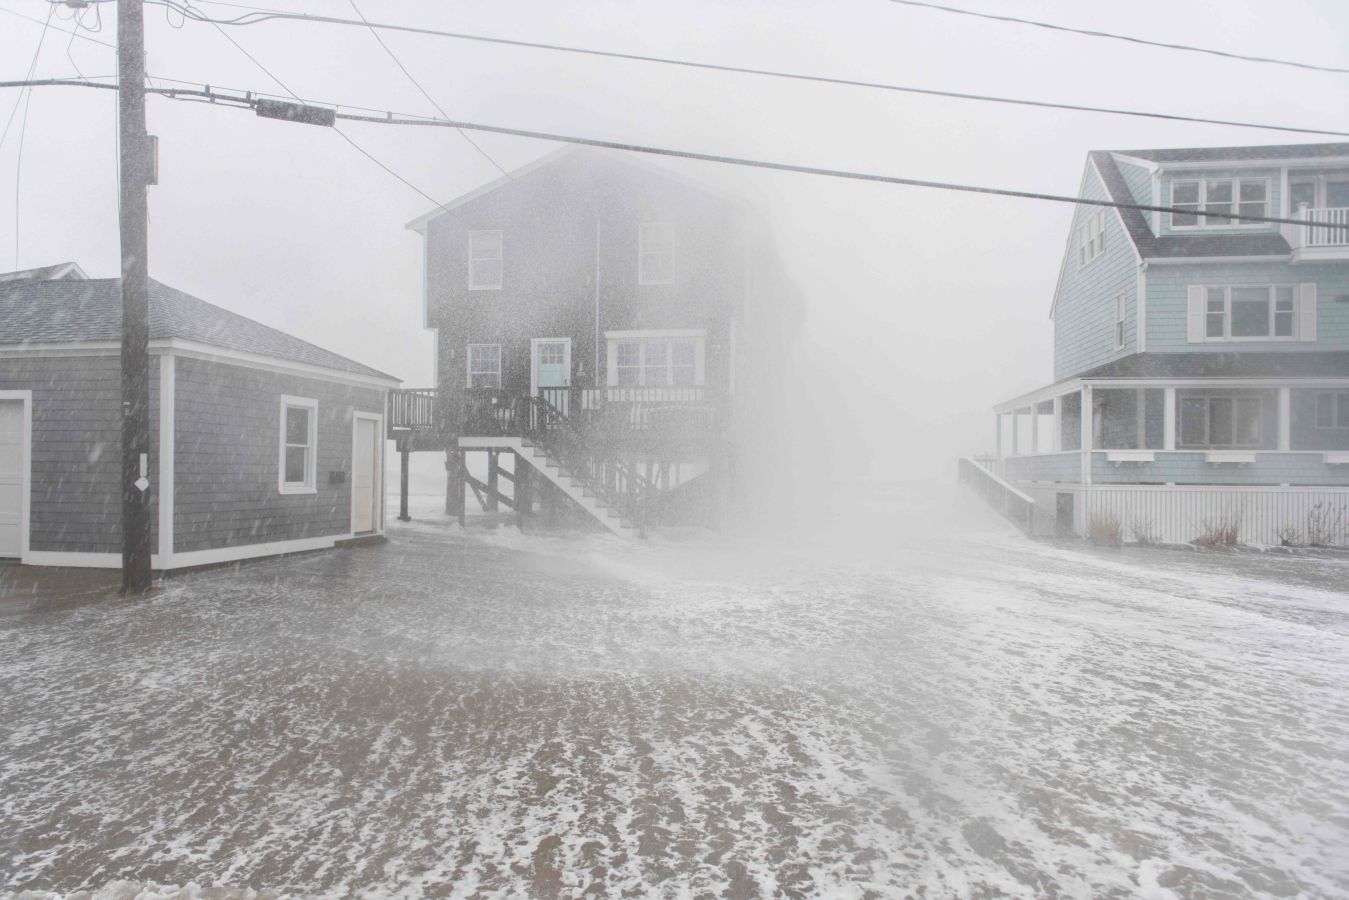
<box><xmin>1293</xmin><ymin>206</ymin><xmax>1349</xmax><ymax>248</ymax></box>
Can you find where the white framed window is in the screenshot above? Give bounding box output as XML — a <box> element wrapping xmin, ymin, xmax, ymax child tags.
<box><xmin>278</xmin><ymin>396</ymin><xmax>318</xmax><ymax>494</ymax></box>
<box><xmin>1178</xmin><ymin>394</ymin><xmax>1263</xmax><ymax>449</ymax></box>
<box><xmin>1078</xmin><ymin>211</ymin><xmax>1105</xmax><ymax>266</ymax></box>
<box><xmin>1170</xmin><ymin>178</ymin><xmax>1269</xmax><ymax>229</ymax></box>
<box><xmin>1315</xmin><ymin>392</ymin><xmax>1349</xmax><ymax>429</ymax></box>
<box><xmin>606</xmin><ymin>330</ymin><xmax>704</xmax><ymax>386</ymax></box>
<box><xmin>1114</xmin><ymin>294</ymin><xmax>1126</xmax><ymax>348</ymax></box>
<box><xmin>1200</xmin><ymin>285</ymin><xmax>1297</xmax><ymax>341</ymax></box>
<box><xmin>467</xmin><ymin>343</ymin><xmax>502</xmax><ymax>389</ymax></box>
<box><xmin>468</xmin><ymin>229</ymin><xmax>503</xmax><ymax>290</ymax></box>
<box><xmin>638</xmin><ymin>222</ymin><xmax>675</xmax><ymax>285</ymax></box>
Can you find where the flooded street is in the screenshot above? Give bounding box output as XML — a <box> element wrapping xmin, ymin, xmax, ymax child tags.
<box><xmin>3</xmin><ymin>486</ymin><xmax>1348</xmax><ymax>898</ymax></box>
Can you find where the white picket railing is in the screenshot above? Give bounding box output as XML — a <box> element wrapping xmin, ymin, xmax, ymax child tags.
<box><xmin>1084</xmin><ymin>486</ymin><xmax>1349</xmax><ymax>547</ymax></box>
<box><xmin>1295</xmin><ymin>206</ymin><xmax>1349</xmax><ymax>248</ymax></box>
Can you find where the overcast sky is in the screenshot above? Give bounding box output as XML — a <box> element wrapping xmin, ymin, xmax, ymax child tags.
<box><xmin>2</xmin><ymin>0</ymin><xmax>1347</xmax><ymax>477</ymax></box>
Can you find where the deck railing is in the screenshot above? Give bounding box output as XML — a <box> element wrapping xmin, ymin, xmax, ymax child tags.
<box><xmin>1293</xmin><ymin>206</ymin><xmax>1349</xmax><ymax>248</ymax></box>
<box><xmin>387</xmin><ymin>388</ymin><xmax>437</xmax><ymax>430</ymax></box>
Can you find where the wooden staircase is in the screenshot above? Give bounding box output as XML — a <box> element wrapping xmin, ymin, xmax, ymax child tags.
<box><xmin>515</xmin><ymin>438</ymin><xmax>637</xmax><ymax>539</ymax></box>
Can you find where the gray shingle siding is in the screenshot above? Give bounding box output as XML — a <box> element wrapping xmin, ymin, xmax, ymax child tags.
<box><xmin>1053</xmin><ymin>162</ymin><xmax>1140</xmax><ymax>380</ymax></box>
<box><xmin>0</xmin><ymin>354</ymin><xmax>160</xmax><ymax>553</ymax></box>
<box><xmin>171</xmin><ymin>357</ymin><xmax>383</xmax><ymax>554</ymax></box>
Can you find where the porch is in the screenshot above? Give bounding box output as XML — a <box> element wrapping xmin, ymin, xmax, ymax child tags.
<box><xmin>386</xmin><ymin>385</ymin><xmax>728</xmax><ymax>536</ymax></box>
<box><xmin>993</xmin><ymin>380</ymin><xmax>1349</xmax><ymax>488</ymax></box>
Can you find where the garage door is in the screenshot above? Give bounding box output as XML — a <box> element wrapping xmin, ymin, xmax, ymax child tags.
<box><xmin>0</xmin><ymin>399</ymin><xmax>24</xmax><ymax>558</ymax></box>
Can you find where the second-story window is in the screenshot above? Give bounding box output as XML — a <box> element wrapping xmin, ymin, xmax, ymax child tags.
<box><xmin>1114</xmin><ymin>294</ymin><xmax>1126</xmax><ymax>348</ymax></box>
<box><xmin>467</xmin><ymin>343</ymin><xmax>502</xmax><ymax>389</ymax></box>
<box><xmin>1078</xmin><ymin>211</ymin><xmax>1105</xmax><ymax>266</ymax></box>
<box><xmin>468</xmin><ymin>229</ymin><xmax>503</xmax><ymax>290</ymax></box>
<box><xmin>1203</xmin><ymin>285</ymin><xmax>1296</xmax><ymax>340</ymax></box>
<box><xmin>1170</xmin><ymin>178</ymin><xmax>1268</xmax><ymax>228</ymax></box>
<box><xmin>638</xmin><ymin>223</ymin><xmax>675</xmax><ymax>285</ymax></box>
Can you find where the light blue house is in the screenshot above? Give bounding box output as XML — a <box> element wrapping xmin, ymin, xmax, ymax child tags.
<box><xmin>984</xmin><ymin>143</ymin><xmax>1349</xmax><ymax>545</ymax></box>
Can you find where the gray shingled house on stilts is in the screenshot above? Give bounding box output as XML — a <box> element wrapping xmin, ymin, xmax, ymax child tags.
<box><xmin>0</xmin><ymin>264</ymin><xmax>399</xmax><ymax>570</ymax></box>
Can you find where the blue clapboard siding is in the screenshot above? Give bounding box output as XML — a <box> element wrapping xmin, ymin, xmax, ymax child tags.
<box><xmin>1053</xmin><ymin>161</ymin><xmax>1140</xmax><ymax>380</ymax></box>
<box><xmin>1004</xmin><ymin>453</ymin><xmax>1080</xmax><ymax>483</ymax></box>
<box><xmin>1145</xmin><ymin>261</ymin><xmax>1349</xmax><ymax>353</ymax></box>
<box><xmin>1114</xmin><ymin>157</ymin><xmax>1153</xmax><ymax>208</ymax></box>
<box><xmin>0</xmin><ymin>353</ymin><xmax>160</xmax><ymax>553</ymax></box>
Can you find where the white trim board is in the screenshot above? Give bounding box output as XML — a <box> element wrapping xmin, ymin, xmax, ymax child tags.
<box><xmin>158</xmin><ymin>354</ymin><xmax>175</xmax><ymax>560</ymax></box>
<box><xmin>23</xmin><ymin>534</ymin><xmax>354</xmax><ymax>571</ymax></box>
<box><xmin>0</xmin><ymin>390</ymin><xmax>33</xmax><ymax>561</ymax></box>
<box><xmin>349</xmin><ymin>410</ymin><xmax>386</xmax><ymax>537</ymax></box>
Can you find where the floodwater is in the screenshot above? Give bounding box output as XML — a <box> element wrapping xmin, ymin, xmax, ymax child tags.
<box><xmin>2</xmin><ymin>485</ymin><xmax>1347</xmax><ymax>898</ymax></box>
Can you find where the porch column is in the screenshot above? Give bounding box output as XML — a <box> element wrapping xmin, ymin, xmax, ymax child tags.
<box><xmin>1163</xmin><ymin>388</ymin><xmax>1176</xmax><ymax>450</ymax></box>
<box><xmin>1011</xmin><ymin>410</ymin><xmax>1020</xmax><ymax>456</ymax></box>
<box><xmin>995</xmin><ymin>413</ymin><xmax>1003</xmax><ymax>459</ymax></box>
<box><xmin>1278</xmin><ymin>387</ymin><xmax>1292</xmax><ymax>451</ymax></box>
<box><xmin>1052</xmin><ymin>396</ymin><xmax>1062</xmax><ymax>452</ymax></box>
<box><xmin>1028</xmin><ymin>406</ymin><xmax>1039</xmax><ymax>454</ymax></box>
<box><xmin>1079</xmin><ymin>386</ymin><xmax>1092</xmax><ymax>485</ymax></box>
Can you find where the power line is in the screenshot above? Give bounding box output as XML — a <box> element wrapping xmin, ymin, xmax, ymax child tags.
<box><xmin>1</xmin><ymin>2</ymin><xmax>57</xmax><ymax>152</ymax></box>
<box><xmin>4</xmin><ymin>1</ymin><xmax>57</xmax><ymax>269</ymax></box>
<box><xmin>887</xmin><ymin>0</ymin><xmax>1349</xmax><ymax>75</ymax></box>
<box><xmin>118</xmin><ymin>0</ymin><xmax>1349</xmax><ymax>140</ymax></box>
<box><xmin>4</xmin><ymin>74</ymin><xmax>1335</xmax><ymax>231</ymax></box>
<box><xmin>345</xmin><ymin>0</ymin><xmax>507</xmax><ymax>177</ymax></box>
<box><xmin>0</xmin><ymin>5</ymin><xmax>115</xmax><ymax>49</ymax></box>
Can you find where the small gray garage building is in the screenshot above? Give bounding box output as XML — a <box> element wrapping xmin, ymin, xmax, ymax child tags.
<box><xmin>0</xmin><ymin>264</ymin><xmax>398</xmax><ymax>570</ymax></box>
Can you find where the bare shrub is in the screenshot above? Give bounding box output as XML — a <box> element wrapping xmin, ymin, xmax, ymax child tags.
<box><xmin>1305</xmin><ymin>502</ymin><xmax>1346</xmax><ymax>548</ymax></box>
<box><xmin>1128</xmin><ymin>515</ymin><xmax>1159</xmax><ymax>546</ymax></box>
<box><xmin>1193</xmin><ymin>514</ymin><xmax>1241</xmax><ymax>548</ymax></box>
<box><xmin>1088</xmin><ymin>510</ymin><xmax>1123</xmax><ymax>546</ymax></box>
<box><xmin>1275</xmin><ymin>523</ymin><xmax>1304</xmax><ymax>547</ymax></box>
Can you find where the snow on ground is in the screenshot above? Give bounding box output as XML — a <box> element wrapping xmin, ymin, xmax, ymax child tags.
<box><xmin>2</xmin><ymin>484</ymin><xmax>1348</xmax><ymax>898</ymax></box>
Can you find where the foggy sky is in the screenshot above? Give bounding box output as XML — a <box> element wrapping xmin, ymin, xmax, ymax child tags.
<box><xmin>2</xmin><ymin>0</ymin><xmax>1347</xmax><ymax>478</ymax></box>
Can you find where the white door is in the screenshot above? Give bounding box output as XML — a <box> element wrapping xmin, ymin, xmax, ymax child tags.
<box><xmin>353</xmin><ymin>417</ymin><xmax>379</xmax><ymax>534</ymax></box>
<box><xmin>0</xmin><ymin>400</ymin><xmax>24</xmax><ymax>557</ymax></box>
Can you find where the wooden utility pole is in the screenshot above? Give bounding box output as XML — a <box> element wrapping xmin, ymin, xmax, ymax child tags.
<box><xmin>119</xmin><ymin>0</ymin><xmax>154</xmax><ymax>592</ymax></box>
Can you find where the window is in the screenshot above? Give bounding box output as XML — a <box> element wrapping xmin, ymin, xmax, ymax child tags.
<box><xmin>1170</xmin><ymin>178</ymin><xmax>1268</xmax><ymax>228</ymax></box>
<box><xmin>1178</xmin><ymin>394</ymin><xmax>1263</xmax><ymax>449</ymax></box>
<box><xmin>1114</xmin><ymin>294</ymin><xmax>1126</xmax><ymax>348</ymax></box>
<box><xmin>1078</xmin><ymin>211</ymin><xmax>1105</xmax><ymax>266</ymax></box>
<box><xmin>606</xmin><ymin>332</ymin><xmax>704</xmax><ymax>386</ymax></box>
<box><xmin>1315</xmin><ymin>392</ymin><xmax>1349</xmax><ymax>429</ymax></box>
<box><xmin>1200</xmin><ymin>285</ymin><xmax>1296</xmax><ymax>340</ymax></box>
<box><xmin>279</xmin><ymin>396</ymin><xmax>317</xmax><ymax>494</ymax></box>
<box><xmin>468</xmin><ymin>229</ymin><xmax>502</xmax><ymax>290</ymax></box>
<box><xmin>638</xmin><ymin>222</ymin><xmax>675</xmax><ymax>284</ymax></box>
<box><xmin>467</xmin><ymin>343</ymin><xmax>502</xmax><ymax>389</ymax></box>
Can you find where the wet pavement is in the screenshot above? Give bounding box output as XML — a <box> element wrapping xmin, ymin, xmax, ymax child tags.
<box><xmin>2</xmin><ymin>486</ymin><xmax>1348</xmax><ymax>898</ymax></box>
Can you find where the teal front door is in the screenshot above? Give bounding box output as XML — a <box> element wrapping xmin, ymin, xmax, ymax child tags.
<box><xmin>532</xmin><ymin>338</ymin><xmax>571</xmax><ymax>414</ymax></box>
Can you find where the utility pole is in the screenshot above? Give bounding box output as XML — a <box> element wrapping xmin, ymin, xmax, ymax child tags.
<box><xmin>119</xmin><ymin>0</ymin><xmax>153</xmax><ymax>592</ymax></box>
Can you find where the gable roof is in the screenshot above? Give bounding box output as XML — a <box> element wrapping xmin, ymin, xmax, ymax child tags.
<box><xmin>0</xmin><ymin>261</ymin><xmax>88</xmax><ymax>283</ymax></box>
<box><xmin>0</xmin><ymin>276</ymin><xmax>397</xmax><ymax>382</ymax></box>
<box><xmin>405</xmin><ymin>144</ymin><xmax>750</xmax><ymax>234</ymax></box>
<box><xmin>1090</xmin><ymin>150</ymin><xmax>1292</xmax><ymax>261</ymax></box>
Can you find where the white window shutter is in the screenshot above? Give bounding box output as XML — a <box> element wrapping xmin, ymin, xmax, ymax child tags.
<box><xmin>1186</xmin><ymin>285</ymin><xmax>1205</xmax><ymax>343</ymax></box>
<box><xmin>1298</xmin><ymin>283</ymin><xmax>1317</xmax><ymax>342</ymax></box>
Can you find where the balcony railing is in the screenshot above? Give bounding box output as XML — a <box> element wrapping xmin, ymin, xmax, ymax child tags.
<box><xmin>1292</xmin><ymin>206</ymin><xmax>1349</xmax><ymax>249</ymax></box>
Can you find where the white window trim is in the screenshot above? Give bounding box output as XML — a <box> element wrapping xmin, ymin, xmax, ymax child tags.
<box><xmin>468</xmin><ymin>229</ymin><xmax>503</xmax><ymax>291</ymax></box>
<box><xmin>466</xmin><ymin>342</ymin><xmax>503</xmax><ymax>389</ymax></box>
<box><xmin>1114</xmin><ymin>294</ymin><xmax>1126</xmax><ymax>349</ymax></box>
<box><xmin>638</xmin><ymin>222</ymin><xmax>675</xmax><ymax>285</ymax></box>
<box><xmin>1169</xmin><ymin>177</ymin><xmax>1271</xmax><ymax>231</ymax></box>
<box><xmin>1200</xmin><ymin>285</ymin><xmax>1298</xmax><ymax>342</ymax></box>
<box><xmin>278</xmin><ymin>395</ymin><xmax>319</xmax><ymax>495</ymax></box>
<box><xmin>1078</xmin><ymin>211</ymin><xmax>1105</xmax><ymax>267</ymax></box>
<box><xmin>1314</xmin><ymin>391</ymin><xmax>1349</xmax><ymax>430</ymax></box>
<box><xmin>604</xmin><ymin>329</ymin><xmax>705</xmax><ymax>387</ymax></box>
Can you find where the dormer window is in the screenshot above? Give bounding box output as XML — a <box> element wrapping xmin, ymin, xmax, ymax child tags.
<box><xmin>1077</xmin><ymin>211</ymin><xmax>1105</xmax><ymax>266</ymax></box>
<box><xmin>1170</xmin><ymin>178</ymin><xmax>1268</xmax><ymax>229</ymax></box>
